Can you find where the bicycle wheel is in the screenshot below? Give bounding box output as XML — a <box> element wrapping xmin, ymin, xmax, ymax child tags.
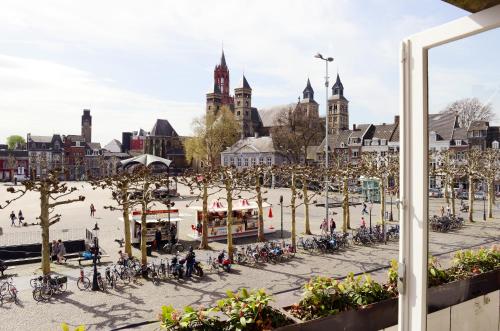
<box><xmin>40</xmin><ymin>284</ymin><xmax>53</xmax><ymax>301</ymax></box>
<box><xmin>121</xmin><ymin>272</ymin><xmax>131</xmax><ymax>284</ymax></box>
<box><xmin>32</xmin><ymin>287</ymin><xmax>43</xmax><ymax>302</ymax></box>
<box><xmin>57</xmin><ymin>281</ymin><xmax>67</xmax><ymax>293</ymax></box>
<box><xmin>175</xmin><ymin>243</ymin><xmax>185</xmax><ymax>252</ymax></box>
<box><xmin>98</xmin><ymin>278</ymin><xmax>106</xmax><ymax>291</ymax></box>
<box><xmin>77</xmin><ymin>277</ymin><xmax>91</xmax><ymax>290</ymax></box>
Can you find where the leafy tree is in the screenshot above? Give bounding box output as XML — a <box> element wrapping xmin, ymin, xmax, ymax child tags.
<box><xmin>440</xmin><ymin>98</ymin><xmax>494</xmax><ymax>129</ymax></box>
<box><xmin>271</xmin><ymin>105</ymin><xmax>323</xmax><ymax>164</ymax></box>
<box><xmin>184</xmin><ymin>106</ymin><xmax>241</xmax><ymax>168</ymax></box>
<box><xmin>6</xmin><ymin>135</ymin><xmax>25</xmax><ymax>150</ymax></box>
<box><xmin>0</xmin><ymin>169</ymin><xmax>85</xmax><ymax>275</ymax></box>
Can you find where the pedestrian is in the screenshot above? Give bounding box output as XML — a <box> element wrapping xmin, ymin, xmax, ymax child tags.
<box><xmin>330</xmin><ymin>218</ymin><xmax>336</xmax><ymax>235</ymax></box>
<box><xmin>170</xmin><ymin>223</ymin><xmax>177</xmax><ymax>245</ymax></box>
<box><xmin>118</xmin><ymin>250</ymin><xmax>129</xmax><ymax>266</ymax></box>
<box><xmin>90</xmin><ymin>204</ymin><xmax>95</xmax><ymax>218</ymax></box>
<box><xmin>440</xmin><ymin>206</ymin><xmax>445</xmax><ymax>217</ymax></box>
<box><xmin>320</xmin><ymin>218</ymin><xmax>328</xmax><ymax>235</ymax></box>
<box><xmin>10</xmin><ymin>211</ymin><xmax>16</xmax><ymax>227</ymax></box>
<box><xmin>446</xmin><ymin>204</ymin><xmax>451</xmax><ymax>217</ymax></box>
<box><xmin>361</xmin><ymin>217</ymin><xmax>366</xmax><ymax>228</ymax></box>
<box><xmin>185</xmin><ymin>246</ymin><xmax>195</xmax><ymax>277</ymax></box>
<box><xmin>18</xmin><ymin>210</ymin><xmax>24</xmax><ymax>226</ymax></box>
<box><xmin>51</xmin><ymin>240</ymin><xmax>59</xmax><ymax>262</ymax></box>
<box><xmin>57</xmin><ymin>239</ymin><xmax>66</xmax><ymax>263</ymax></box>
<box><xmin>362</xmin><ymin>202</ymin><xmax>368</xmax><ymax>215</ymax></box>
<box><xmin>196</xmin><ymin>221</ymin><xmax>202</xmax><ymax>236</ymax></box>
<box><xmin>155</xmin><ymin>226</ymin><xmax>162</xmax><ymax>252</ymax></box>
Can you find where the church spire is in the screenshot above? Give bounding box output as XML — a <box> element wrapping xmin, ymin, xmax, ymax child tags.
<box><xmin>303</xmin><ymin>78</ymin><xmax>314</xmax><ymax>100</ymax></box>
<box><xmin>220</xmin><ymin>50</ymin><xmax>227</xmax><ymax>67</ymax></box>
<box><xmin>332</xmin><ymin>73</ymin><xmax>344</xmax><ymax>96</ymax></box>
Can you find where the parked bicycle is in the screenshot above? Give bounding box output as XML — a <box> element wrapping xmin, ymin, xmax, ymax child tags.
<box><xmin>0</xmin><ymin>277</ymin><xmax>18</xmax><ymax>304</ymax></box>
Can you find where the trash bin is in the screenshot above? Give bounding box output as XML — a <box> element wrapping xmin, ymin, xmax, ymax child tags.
<box><xmin>146</xmin><ymin>245</ymin><xmax>152</xmax><ymax>256</ymax></box>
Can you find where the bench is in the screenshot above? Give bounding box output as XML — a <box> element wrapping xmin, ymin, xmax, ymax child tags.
<box><xmin>0</xmin><ymin>266</ymin><xmax>15</xmax><ymax>277</ymax></box>
<box><xmin>77</xmin><ymin>254</ymin><xmax>109</xmax><ymax>266</ymax></box>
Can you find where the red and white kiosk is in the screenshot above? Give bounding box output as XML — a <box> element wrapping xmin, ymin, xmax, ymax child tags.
<box><xmin>189</xmin><ymin>199</ymin><xmax>275</xmax><ymax>241</ymax></box>
<box><xmin>129</xmin><ymin>209</ymin><xmax>183</xmax><ymax>244</ymax></box>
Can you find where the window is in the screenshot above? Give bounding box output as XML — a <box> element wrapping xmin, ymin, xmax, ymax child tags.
<box><xmin>251</xmin><ymin>158</ymin><xmax>256</xmax><ymax>166</ymax></box>
<box><xmin>244</xmin><ymin>158</ymin><xmax>249</xmax><ymax>167</ymax></box>
<box><xmin>230</xmin><ymin>157</ymin><xmax>234</xmax><ymax>165</ymax></box>
<box><xmin>259</xmin><ymin>157</ymin><xmax>264</xmax><ymax>164</ymax></box>
<box><xmin>237</xmin><ymin>101</ymin><xmax>241</xmax><ymax>106</ymax></box>
<box><xmin>237</xmin><ymin>111</ymin><xmax>241</xmax><ymax>116</ymax></box>
<box><xmin>352</xmin><ymin>150</ymin><xmax>359</xmax><ymax>157</ymax></box>
<box><xmin>266</xmin><ymin>157</ymin><xmax>272</xmax><ymax>165</ymax></box>
<box><xmin>455</xmin><ymin>139</ymin><xmax>462</xmax><ymax>145</ymax></box>
<box><xmin>237</xmin><ymin>158</ymin><xmax>242</xmax><ymax>166</ymax></box>
<box><xmin>224</xmin><ymin>157</ymin><xmax>228</xmax><ymax>165</ymax></box>
<box><xmin>245</xmin><ymin>101</ymin><xmax>249</xmax><ymax>107</ymax></box>
<box><xmin>245</xmin><ymin>110</ymin><xmax>249</xmax><ymax>116</ymax></box>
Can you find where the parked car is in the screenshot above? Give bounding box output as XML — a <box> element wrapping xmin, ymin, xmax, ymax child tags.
<box><xmin>456</xmin><ymin>191</ymin><xmax>468</xmax><ymax>200</ymax></box>
<box><xmin>429</xmin><ymin>188</ymin><xmax>443</xmax><ymax>198</ymax></box>
<box><xmin>349</xmin><ymin>186</ymin><xmax>362</xmax><ymax>194</ymax></box>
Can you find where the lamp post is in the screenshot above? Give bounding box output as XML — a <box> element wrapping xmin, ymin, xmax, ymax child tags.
<box><xmin>315</xmin><ymin>52</ymin><xmax>334</xmax><ymax>232</ymax></box>
<box><xmin>91</xmin><ymin>222</ymin><xmax>100</xmax><ymax>291</ymax></box>
<box><xmin>389</xmin><ymin>189</ymin><xmax>394</xmax><ymax>222</ymax></box>
<box><xmin>369</xmin><ymin>200</ymin><xmax>373</xmax><ymax>234</ymax></box>
<box><xmin>483</xmin><ymin>180</ymin><xmax>486</xmax><ymax>221</ymax></box>
<box><xmin>280</xmin><ymin>195</ymin><xmax>283</xmax><ymax>238</ymax></box>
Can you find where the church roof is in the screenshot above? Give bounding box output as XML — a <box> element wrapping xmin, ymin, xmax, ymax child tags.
<box><xmin>303</xmin><ymin>78</ymin><xmax>314</xmax><ymax>100</ymax></box>
<box><xmin>221</xmin><ymin>50</ymin><xmax>227</xmax><ymax>67</ymax></box>
<box><xmin>222</xmin><ymin>136</ymin><xmax>276</xmax><ymax>154</ymax></box>
<box><xmin>332</xmin><ymin>73</ymin><xmax>344</xmax><ymax>91</ymax></box>
<box><xmin>103</xmin><ymin>139</ymin><xmax>122</xmax><ymax>153</ymax></box>
<box><xmin>258</xmin><ymin>103</ymin><xmax>295</xmax><ymax>127</ymax></box>
<box><xmin>150</xmin><ymin>119</ymin><xmax>178</xmax><ymax>137</ymax></box>
<box><xmin>240</xmin><ymin>75</ymin><xmax>251</xmax><ymax>89</ymax></box>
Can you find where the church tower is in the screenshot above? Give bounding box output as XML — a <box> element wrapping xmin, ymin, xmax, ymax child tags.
<box><xmin>206</xmin><ymin>50</ymin><xmax>234</xmax><ymax>117</ymax></box>
<box><xmin>81</xmin><ymin>109</ymin><xmax>92</xmax><ymax>142</ymax></box>
<box><xmin>327</xmin><ymin>74</ymin><xmax>349</xmax><ymax>134</ymax></box>
<box><xmin>299</xmin><ymin>78</ymin><xmax>319</xmax><ymax>118</ymax></box>
<box><xmin>234</xmin><ymin>75</ymin><xmax>253</xmax><ymax>137</ymax></box>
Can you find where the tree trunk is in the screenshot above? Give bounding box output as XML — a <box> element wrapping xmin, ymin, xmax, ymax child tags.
<box><xmin>291</xmin><ymin>174</ymin><xmax>297</xmax><ymax>249</ymax></box>
<box><xmin>303</xmin><ymin>181</ymin><xmax>311</xmax><ymax>235</ymax></box>
<box><xmin>140</xmin><ymin>205</ymin><xmax>148</xmax><ymax>265</ymax></box>
<box><xmin>121</xmin><ymin>187</ymin><xmax>132</xmax><ymax>257</ymax></box>
<box><xmin>380</xmin><ymin>179</ymin><xmax>386</xmax><ymax>241</ymax></box>
<box><xmin>200</xmin><ymin>183</ymin><xmax>209</xmax><ymax>249</ymax></box>
<box><xmin>40</xmin><ymin>190</ymin><xmax>51</xmax><ymax>275</ymax></box>
<box><xmin>450</xmin><ymin>177</ymin><xmax>456</xmax><ymax>216</ymax></box>
<box><xmin>488</xmin><ymin>178</ymin><xmax>494</xmax><ymax>219</ymax></box>
<box><xmin>226</xmin><ymin>183</ymin><xmax>234</xmax><ymax>261</ymax></box>
<box><xmin>468</xmin><ymin>175</ymin><xmax>474</xmax><ymax>222</ymax></box>
<box><xmin>444</xmin><ymin>176</ymin><xmax>450</xmax><ymax>205</ymax></box>
<box><xmin>256</xmin><ymin>175</ymin><xmax>265</xmax><ymax>242</ymax></box>
<box><xmin>342</xmin><ymin>176</ymin><xmax>348</xmax><ymax>233</ymax></box>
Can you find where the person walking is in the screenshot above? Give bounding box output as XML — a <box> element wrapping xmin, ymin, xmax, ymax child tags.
<box><xmin>51</xmin><ymin>240</ymin><xmax>59</xmax><ymax>262</ymax></box>
<box><xmin>329</xmin><ymin>218</ymin><xmax>336</xmax><ymax>235</ymax></box>
<box><xmin>90</xmin><ymin>204</ymin><xmax>95</xmax><ymax>218</ymax></box>
<box><xmin>362</xmin><ymin>202</ymin><xmax>368</xmax><ymax>215</ymax></box>
<box><xmin>10</xmin><ymin>211</ymin><xmax>16</xmax><ymax>227</ymax></box>
<box><xmin>440</xmin><ymin>206</ymin><xmax>445</xmax><ymax>217</ymax></box>
<box><xmin>18</xmin><ymin>210</ymin><xmax>24</xmax><ymax>226</ymax></box>
<box><xmin>361</xmin><ymin>217</ymin><xmax>366</xmax><ymax>228</ymax></box>
<box><xmin>155</xmin><ymin>227</ymin><xmax>162</xmax><ymax>252</ymax></box>
<box><xmin>320</xmin><ymin>218</ymin><xmax>328</xmax><ymax>235</ymax></box>
<box><xmin>446</xmin><ymin>204</ymin><xmax>451</xmax><ymax>217</ymax></box>
<box><xmin>170</xmin><ymin>223</ymin><xmax>177</xmax><ymax>245</ymax></box>
<box><xmin>57</xmin><ymin>239</ymin><xmax>66</xmax><ymax>263</ymax></box>
<box><xmin>185</xmin><ymin>246</ymin><xmax>195</xmax><ymax>278</ymax></box>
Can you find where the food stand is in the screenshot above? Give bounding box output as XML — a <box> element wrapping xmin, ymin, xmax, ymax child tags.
<box><xmin>128</xmin><ymin>209</ymin><xmax>183</xmax><ymax>244</ymax></box>
<box><xmin>189</xmin><ymin>199</ymin><xmax>275</xmax><ymax>241</ymax></box>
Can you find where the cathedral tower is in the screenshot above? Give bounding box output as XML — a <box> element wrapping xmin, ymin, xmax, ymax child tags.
<box><xmin>327</xmin><ymin>74</ymin><xmax>349</xmax><ymax>134</ymax></box>
<box><xmin>234</xmin><ymin>75</ymin><xmax>253</xmax><ymax>137</ymax></box>
<box><xmin>299</xmin><ymin>78</ymin><xmax>319</xmax><ymax>118</ymax></box>
<box><xmin>206</xmin><ymin>50</ymin><xmax>234</xmax><ymax>116</ymax></box>
<box><xmin>81</xmin><ymin>109</ymin><xmax>92</xmax><ymax>143</ymax></box>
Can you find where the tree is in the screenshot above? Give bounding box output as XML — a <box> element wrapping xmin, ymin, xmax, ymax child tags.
<box><xmin>184</xmin><ymin>106</ymin><xmax>241</xmax><ymax>168</ymax></box>
<box><xmin>361</xmin><ymin>153</ymin><xmax>399</xmax><ymax>237</ymax></box>
<box><xmin>271</xmin><ymin>105</ymin><xmax>324</xmax><ymax>164</ymax></box>
<box><xmin>480</xmin><ymin>148</ymin><xmax>500</xmax><ymax>219</ymax></box>
<box><xmin>431</xmin><ymin>150</ymin><xmax>461</xmax><ymax>216</ymax></box>
<box><xmin>129</xmin><ymin>166</ymin><xmax>170</xmax><ymax>265</ymax></box>
<box><xmin>297</xmin><ymin>166</ymin><xmax>322</xmax><ymax>235</ymax></box>
<box><xmin>460</xmin><ymin>148</ymin><xmax>483</xmax><ymax>222</ymax></box>
<box><xmin>178</xmin><ymin>167</ymin><xmax>221</xmax><ymax>249</ymax></box>
<box><xmin>441</xmin><ymin>98</ymin><xmax>494</xmax><ymax>129</ymax></box>
<box><xmin>92</xmin><ymin>171</ymin><xmax>140</xmax><ymax>257</ymax></box>
<box><xmin>0</xmin><ymin>169</ymin><xmax>85</xmax><ymax>275</ymax></box>
<box><xmin>6</xmin><ymin>135</ymin><xmax>25</xmax><ymax>150</ymax></box>
<box><xmin>274</xmin><ymin>165</ymin><xmax>301</xmax><ymax>249</ymax></box>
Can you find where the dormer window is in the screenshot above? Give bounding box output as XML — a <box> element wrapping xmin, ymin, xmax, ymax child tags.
<box><xmin>455</xmin><ymin>140</ymin><xmax>462</xmax><ymax>146</ymax></box>
<box><xmin>492</xmin><ymin>141</ymin><xmax>499</xmax><ymax>149</ymax></box>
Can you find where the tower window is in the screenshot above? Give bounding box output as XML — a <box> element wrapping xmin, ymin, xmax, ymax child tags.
<box><xmin>237</xmin><ymin>111</ymin><xmax>241</xmax><ymax>116</ymax></box>
<box><xmin>208</xmin><ymin>106</ymin><xmax>211</xmax><ymax>110</ymax></box>
<box><xmin>237</xmin><ymin>101</ymin><xmax>241</xmax><ymax>106</ymax></box>
<box><xmin>245</xmin><ymin>111</ymin><xmax>249</xmax><ymax>116</ymax></box>
<box><xmin>245</xmin><ymin>101</ymin><xmax>249</xmax><ymax>106</ymax></box>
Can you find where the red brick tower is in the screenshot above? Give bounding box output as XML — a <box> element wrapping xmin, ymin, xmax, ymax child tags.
<box><xmin>214</xmin><ymin>50</ymin><xmax>234</xmax><ymax>106</ymax></box>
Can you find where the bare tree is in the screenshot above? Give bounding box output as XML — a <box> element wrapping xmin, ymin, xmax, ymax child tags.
<box><xmin>441</xmin><ymin>98</ymin><xmax>494</xmax><ymax>129</ymax></box>
<box><xmin>460</xmin><ymin>148</ymin><xmax>483</xmax><ymax>222</ymax></box>
<box><xmin>297</xmin><ymin>166</ymin><xmax>322</xmax><ymax>235</ymax></box>
<box><xmin>271</xmin><ymin>105</ymin><xmax>323</xmax><ymax>164</ymax></box>
<box><xmin>0</xmin><ymin>169</ymin><xmax>85</xmax><ymax>275</ymax></box>
<box><xmin>178</xmin><ymin>167</ymin><xmax>222</xmax><ymax>249</ymax></box>
<box><xmin>480</xmin><ymin>148</ymin><xmax>500</xmax><ymax>219</ymax></box>
<box><xmin>431</xmin><ymin>150</ymin><xmax>461</xmax><ymax>215</ymax></box>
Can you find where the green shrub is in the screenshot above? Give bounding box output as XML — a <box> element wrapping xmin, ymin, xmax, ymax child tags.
<box><xmin>449</xmin><ymin>246</ymin><xmax>500</xmax><ymax>280</ymax></box>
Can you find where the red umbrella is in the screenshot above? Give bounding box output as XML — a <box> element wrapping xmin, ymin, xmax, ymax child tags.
<box><xmin>268</xmin><ymin>208</ymin><xmax>273</xmax><ymax>218</ymax></box>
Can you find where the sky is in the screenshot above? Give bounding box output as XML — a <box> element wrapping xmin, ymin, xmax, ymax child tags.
<box><xmin>0</xmin><ymin>0</ymin><xmax>499</xmax><ymax>145</ymax></box>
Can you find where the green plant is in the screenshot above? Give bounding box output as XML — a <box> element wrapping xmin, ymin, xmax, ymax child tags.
<box><xmin>385</xmin><ymin>259</ymin><xmax>399</xmax><ymax>296</ymax></box>
<box><xmin>450</xmin><ymin>246</ymin><xmax>500</xmax><ymax>280</ymax></box>
<box><xmin>342</xmin><ymin>273</ymin><xmax>390</xmax><ymax>308</ymax></box>
<box><xmin>427</xmin><ymin>257</ymin><xmax>449</xmax><ymax>287</ymax></box>
<box><xmin>215</xmin><ymin>288</ymin><xmax>290</xmax><ymax>330</ymax></box>
<box><xmin>290</xmin><ymin>276</ymin><xmax>348</xmax><ymax>320</ymax></box>
<box><xmin>159</xmin><ymin>305</ymin><xmax>220</xmax><ymax>331</ymax></box>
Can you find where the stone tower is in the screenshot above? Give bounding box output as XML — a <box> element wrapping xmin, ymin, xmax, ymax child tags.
<box><xmin>234</xmin><ymin>75</ymin><xmax>253</xmax><ymax>137</ymax></box>
<box><xmin>327</xmin><ymin>74</ymin><xmax>349</xmax><ymax>134</ymax></box>
<box><xmin>206</xmin><ymin>50</ymin><xmax>234</xmax><ymax>117</ymax></box>
<box><xmin>299</xmin><ymin>78</ymin><xmax>319</xmax><ymax>118</ymax></box>
<box><xmin>81</xmin><ymin>109</ymin><xmax>92</xmax><ymax>143</ymax></box>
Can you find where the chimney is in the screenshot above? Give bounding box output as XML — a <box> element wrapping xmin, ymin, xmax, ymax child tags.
<box><xmin>394</xmin><ymin>115</ymin><xmax>400</xmax><ymax>124</ymax></box>
<box><xmin>352</xmin><ymin>124</ymin><xmax>357</xmax><ymax>131</ymax></box>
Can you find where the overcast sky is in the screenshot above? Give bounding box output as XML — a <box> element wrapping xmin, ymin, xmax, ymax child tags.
<box><xmin>0</xmin><ymin>0</ymin><xmax>499</xmax><ymax>145</ymax></box>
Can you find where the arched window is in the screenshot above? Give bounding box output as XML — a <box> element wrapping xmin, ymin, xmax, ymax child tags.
<box><xmin>492</xmin><ymin>140</ymin><xmax>499</xmax><ymax>149</ymax></box>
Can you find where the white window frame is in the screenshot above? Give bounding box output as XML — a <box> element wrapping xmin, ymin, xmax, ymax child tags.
<box><xmin>400</xmin><ymin>5</ymin><xmax>500</xmax><ymax>331</ymax></box>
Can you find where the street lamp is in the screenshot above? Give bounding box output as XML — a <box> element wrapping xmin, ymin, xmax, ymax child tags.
<box><xmin>369</xmin><ymin>200</ymin><xmax>373</xmax><ymax>234</ymax></box>
<box><xmin>483</xmin><ymin>180</ymin><xmax>486</xmax><ymax>221</ymax></box>
<box><xmin>91</xmin><ymin>222</ymin><xmax>100</xmax><ymax>291</ymax></box>
<box><xmin>389</xmin><ymin>188</ymin><xmax>394</xmax><ymax>222</ymax></box>
<box><xmin>280</xmin><ymin>195</ymin><xmax>283</xmax><ymax>238</ymax></box>
<box><xmin>315</xmin><ymin>52</ymin><xmax>334</xmax><ymax>231</ymax></box>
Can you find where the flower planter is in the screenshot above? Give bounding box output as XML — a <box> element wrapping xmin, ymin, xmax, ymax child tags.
<box><xmin>277</xmin><ymin>268</ymin><xmax>500</xmax><ymax>331</ymax></box>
